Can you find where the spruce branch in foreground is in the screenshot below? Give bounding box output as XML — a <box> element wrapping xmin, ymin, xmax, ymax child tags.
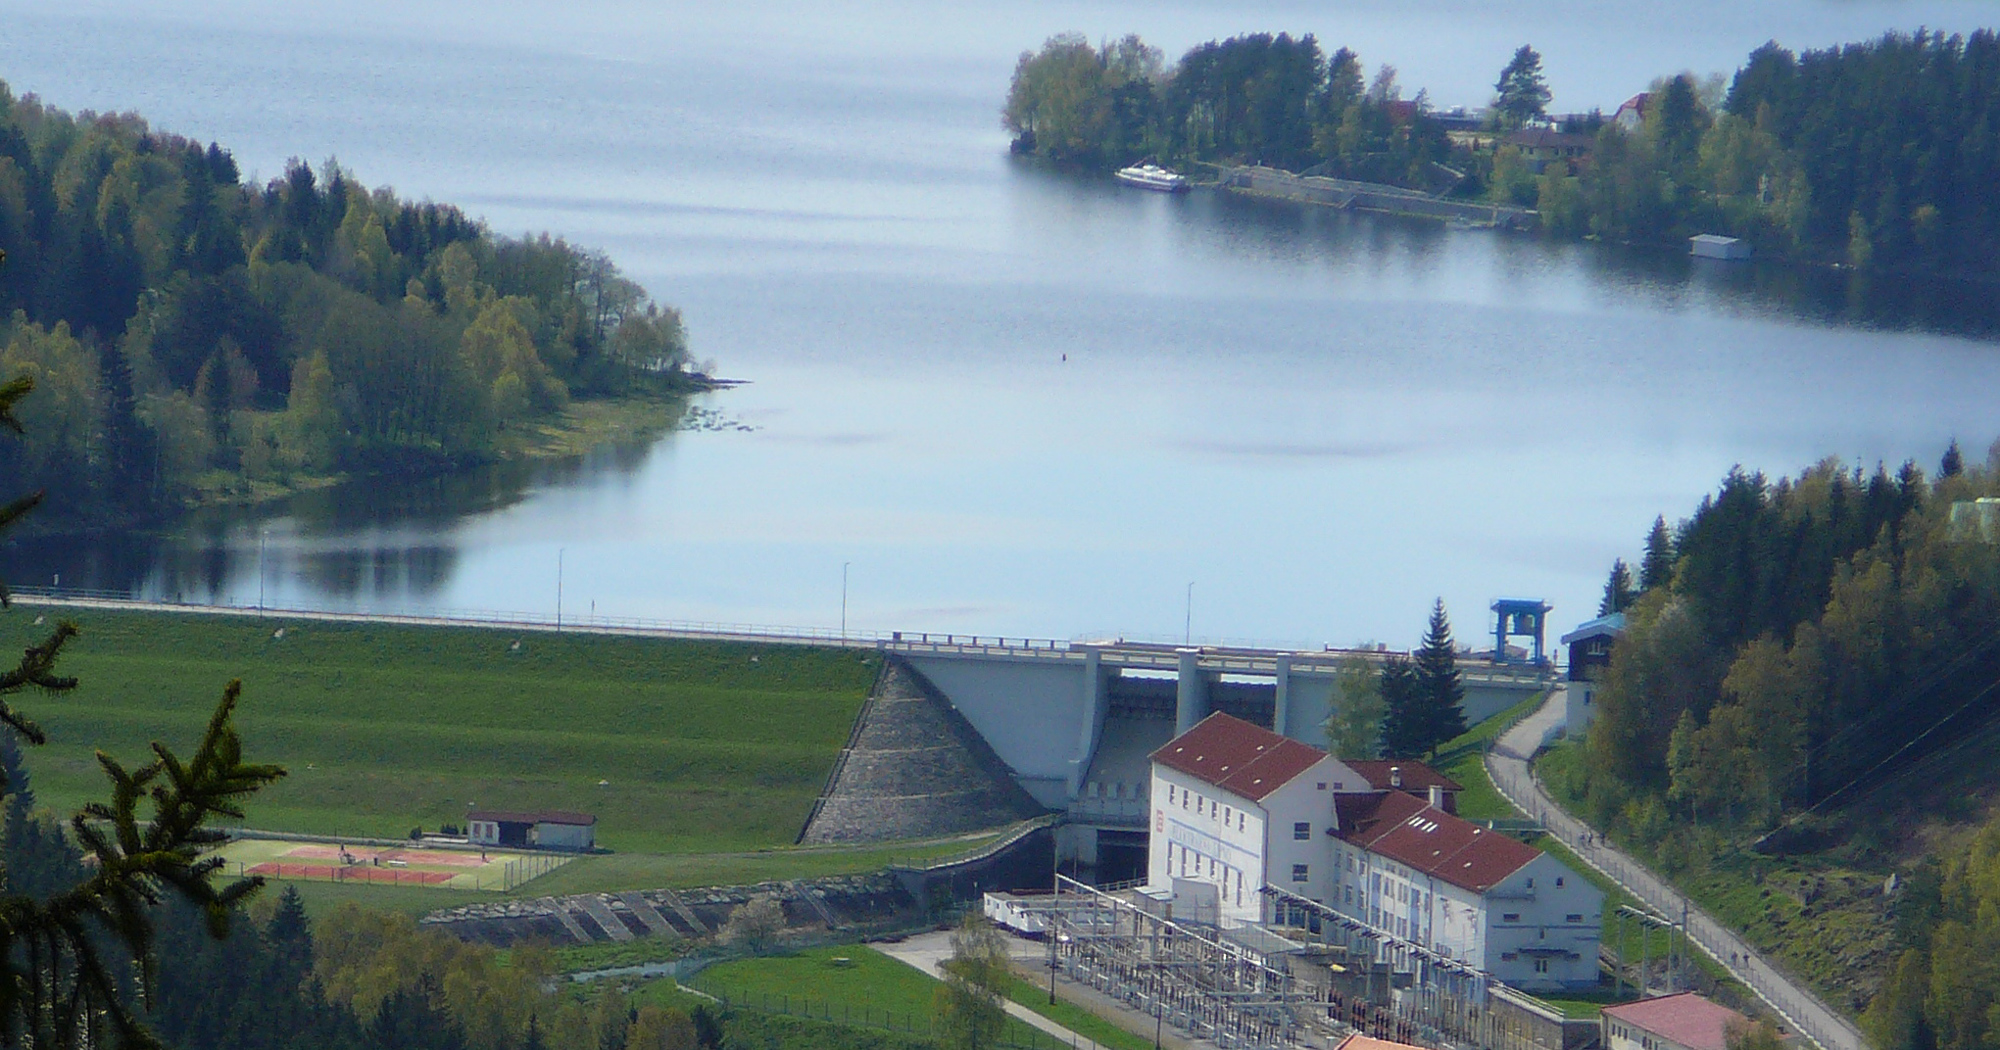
<box><xmin>0</xmin><ymin>308</ymin><xmax>288</xmax><ymax>1047</ymax></box>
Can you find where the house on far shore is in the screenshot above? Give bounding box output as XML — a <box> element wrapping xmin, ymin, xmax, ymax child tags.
<box><xmin>1602</xmin><ymin>992</ymin><xmax>1757</xmax><ymax>1050</ymax></box>
<box><xmin>467</xmin><ymin>809</ymin><xmax>597</xmax><ymax>851</ymax></box>
<box><xmin>1503</xmin><ymin>128</ymin><xmax>1596</xmax><ymax>174</ymax></box>
<box><xmin>1614</xmin><ymin>93</ymin><xmax>1650</xmax><ymax>131</ymax></box>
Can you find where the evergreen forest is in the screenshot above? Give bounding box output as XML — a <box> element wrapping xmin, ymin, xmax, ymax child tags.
<box><xmin>1568</xmin><ymin>442</ymin><xmax>2000</xmax><ymax>1048</ymax></box>
<box><xmin>1004</xmin><ymin>29</ymin><xmax>2000</xmax><ymax>276</ymax></box>
<box><xmin>0</xmin><ymin>82</ymin><xmax>692</xmax><ymax>530</ymax></box>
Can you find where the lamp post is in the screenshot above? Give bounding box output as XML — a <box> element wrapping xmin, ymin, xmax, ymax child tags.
<box><xmin>1184</xmin><ymin>581</ymin><xmax>1194</xmax><ymax>645</ymax></box>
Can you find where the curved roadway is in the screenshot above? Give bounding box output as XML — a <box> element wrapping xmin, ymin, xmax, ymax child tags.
<box><xmin>1484</xmin><ymin>689</ymin><xmax>1863</xmax><ymax>1050</ymax></box>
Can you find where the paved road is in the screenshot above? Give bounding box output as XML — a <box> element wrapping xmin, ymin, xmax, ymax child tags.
<box><xmin>875</xmin><ymin>931</ymin><xmax>1119</xmax><ymax>1050</ymax></box>
<box><xmin>1485</xmin><ymin>688</ymin><xmax>1863</xmax><ymax>1050</ymax></box>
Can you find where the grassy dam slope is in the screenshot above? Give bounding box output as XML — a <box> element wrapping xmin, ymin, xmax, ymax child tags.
<box><xmin>0</xmin><ymin>604</ymin><xmax>880</xmax><ymax>856</ymax></box>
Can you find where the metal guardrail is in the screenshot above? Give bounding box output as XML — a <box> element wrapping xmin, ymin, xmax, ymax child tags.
<box><xmin>11</xmin><ymin>588</ymin><xmax>1567</xmax><ymax>678</ymax></box>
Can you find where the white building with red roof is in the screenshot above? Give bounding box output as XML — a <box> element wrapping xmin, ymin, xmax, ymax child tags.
<box><xmin>1149</xmin><ymin>711</ymin><xmax>1366</xmax><ymax>925</ymax></box>
<box><xmin>1147</xmin><ymin>713</ymin><xmax>1602</xmax><ymax>991</ymax></box>
<box><xmin>1602</xmin><ymin>993</ymin><xmax>1754</xmax><ymax>1050</ymax></box>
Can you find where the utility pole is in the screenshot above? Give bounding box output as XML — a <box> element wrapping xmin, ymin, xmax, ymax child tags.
<box><xmin>841</xmin><ymin>561</ymin><xmax>850</xmax><ymax>638</ymax></box>
<box><xmin>1184</xmin><ymin>581</ymin><xmax>1194</xmax><ymax>645</ymax></box>
<box><xmin>258</xmin><ymin>528</ymin><xmax>267</xmax><ymax>612</ymax></box>
<box><xmin>556</xmin><ymin>548</ymin><xmax>564</xmax><ymax>631</ymax></box>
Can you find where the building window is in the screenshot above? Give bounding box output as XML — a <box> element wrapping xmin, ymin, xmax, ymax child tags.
<box><xmin>1317</xmin><ymin>782</ymin><xmax>1327</xmax><ymax>790</ymax></box>
<box><xmin>1534</xmin><ymin>959</ymin><xmax>1550</xmax><ymax>974</ymax></box>
<box><xmin>1168</xmin><ymin>786</ymin><xmax>1175</xmax><ymax>803</ymax></box>
<box><xmin>1345</xmin><ymin>886</ymin><xmax>1354</xmax><ymax>904</ymax></box>
<box><xmin>1292</xmin><ymin>864</ymin><xmax>1309</xmax><ymax>883</ymax></box>
<box><xmin>1501</xmin><ymin>952</ymin><xmax>1517</xmax><ymax>961</ymax></box>
<box><xmin>1502</xmin><ymin>913</ymin><xmax>1520</xmax><ymax>922</ymax></box>
<box><xmin>1567</xmin><ymin>913</ymin><xmax>1584</xmax><ymax>923</ymax></box>
<box><xmin>1526</xmin><ymin>878</ymin><xmax>1534</xmax><ymax>889</ymax></box>
<box><xmin>1294</xmin><ymin>821</ymin><xmax>1311</xmax><ymax>841</ymax></box>
<box><xmin>1239</xmin><ymin>813</ymin><xmax>1246</xmax><ymax>830</ymax></box>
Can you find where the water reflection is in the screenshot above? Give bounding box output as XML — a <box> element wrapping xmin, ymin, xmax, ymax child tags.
<box><xmin>1</xmin><ymin>416</ymin><xmax>675</xmax><ymax>606</ymax></box>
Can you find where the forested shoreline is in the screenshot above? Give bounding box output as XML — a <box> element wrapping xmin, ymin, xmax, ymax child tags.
<box><xmin>0</xmin><ymin>82</ymin><xmax>697</xmax><ymax>533</ymax></box>
<box><xmin>1004</xmin><ymin>29</ymin><xmax>2000</xmax><ymax>277</ymax></box>
<box><xmin>1557</xmin><ymin>441</ymin><xmax>2000</xmax><ymax>1042</ymax></box>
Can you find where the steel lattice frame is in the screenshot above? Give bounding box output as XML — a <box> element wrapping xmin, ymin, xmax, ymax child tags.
<box><xmin>1050</xmin><ymin>875</ymin><xmax>1308</xmax><ymax>1050</ymax></box>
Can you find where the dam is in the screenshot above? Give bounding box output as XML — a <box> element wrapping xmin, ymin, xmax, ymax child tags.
<box><xmin>799</xmin><ymin>632</ymin><xmax>1555</xmax><ymax>880</ymax></box>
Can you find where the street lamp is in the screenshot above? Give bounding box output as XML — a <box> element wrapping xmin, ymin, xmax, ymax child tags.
<box><xmin>1184</xmin><ymin>581</ymin><xmax>1194</xmax><ymax>645</ymax></box>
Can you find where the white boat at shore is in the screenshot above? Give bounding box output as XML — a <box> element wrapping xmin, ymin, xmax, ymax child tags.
<box><xmin>1115</xmin><ymin>163</ymin><xmax>1189</xmax><ymax>192</ymax></box>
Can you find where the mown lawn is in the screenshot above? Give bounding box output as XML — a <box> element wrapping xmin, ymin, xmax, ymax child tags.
<box><xmin>690</xmin><ymin>945</ymin><xmax>1068</xmax><ymax>1049</ymax></box>
<box><xmin>0</xmin><ymin>604</ymin><xmax>879</xmax><ymax>855</ymax></box>
<box><xmin>996</xmin><ymin>970</ymin><xmax>1155</xmax><ymax>1050</ymax></box>
<box><xmin>1431</xmin><ymin>691</ymin><xmax>1546</xmax><ymax>821</ymax></box>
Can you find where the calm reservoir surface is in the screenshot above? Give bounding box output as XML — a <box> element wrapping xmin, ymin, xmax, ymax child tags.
<box><xmin>2</xmin><ymin>0</ymin><xmax>1996</xmax><ymax>647</ymax></box>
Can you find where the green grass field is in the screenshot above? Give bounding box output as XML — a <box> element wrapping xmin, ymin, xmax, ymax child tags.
<box><xmin>1432</xmin><ymin>691</ymin><xmax>1546</xmax><ymax>821</ymax></box>
<box><xmin>1</xmin><ymin>604</ymin><xmax>879</xmax><ymax>856</ymax></box>
<box><xmin>689</xmin><ymin>945</ymin><xmax>1066</xmax><ymax>1049</ymax></box>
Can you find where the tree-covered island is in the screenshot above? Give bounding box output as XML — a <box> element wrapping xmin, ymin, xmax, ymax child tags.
<box><xmin>1006</xmin><ymin>29</ymin><xmax>2000</xmax><ymax>278</ymax></box>
<box><xmin>0</xmin><ymin>82</ymin><xmax>704</xmax><ymax>532</ymax></box>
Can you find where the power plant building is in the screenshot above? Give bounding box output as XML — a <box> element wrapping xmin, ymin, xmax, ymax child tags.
<box><xmin>1146</xmin><ymin>713</ymin><xmax>1602</xmax><ymax>992</ymax></box>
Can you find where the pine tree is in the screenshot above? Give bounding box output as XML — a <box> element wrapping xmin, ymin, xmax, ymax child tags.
<box><xmin>1941</xmin><ymin>439</ymin><xmax>1963</xmax><ymax>478</ymax></box>
<box><xmin>1414</xmin><ymin>599</ymin><xmax>1467</xmax><ymax>753</ymax></box>
<box><xmin>368</xmin><ymin>974</ymin><xmax>467</xmax><ymax>1050</ymax></box>
<box><xmin>1600</xmin><ymin>559</ymin><xmax>1637</xmax><ymax>615</ymax></box>
<box><xmin>1639</xmin><ymin>516</ymin><xmax>1676</xmax><ymax>591</ymax></box>
<box><xmin>1375</xmin><ymin>656</ymin><xmax>1426</xmax><ymax>758</ymax></box>
<box><xmin>1493</xmin><ymin>45</ymin><xmax>1552</xmax><ymax>128</ymax></box>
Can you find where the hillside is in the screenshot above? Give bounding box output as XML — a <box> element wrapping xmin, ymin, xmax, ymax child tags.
<box><xmin>0</xmin><ymin>603</ymin><xmax>878</xmax><ymax>855</ymax></box>
<box><xmin>1556</xmin><ymin>446</ymin><xmax>2000</xmax><ymax>1045</ymax></box>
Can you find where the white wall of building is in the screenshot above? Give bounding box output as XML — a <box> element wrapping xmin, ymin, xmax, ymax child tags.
<box><xmin>1148</xmin><ymin>756</ymin><xmax>1356</xmax><ymax>927</ymax></box>
<box><xmin>535</xmin><ymin>821</ymin><xmax>595</xmax><ymax>851</ymax></box>
<box><xmin>1328</xmin><ymin>826</ymin><xmax>1602</xmax><ymax>991</ymax></box>
<box><xmin>1480</xmin><ymin>853</ymin><xmax>1604</xmax><ymax>989</ymax></box>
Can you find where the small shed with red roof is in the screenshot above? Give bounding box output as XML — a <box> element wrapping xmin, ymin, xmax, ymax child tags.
<box><xmin>1602</xmin><ymin>993</ymin><xmax>1754</xmax><ymax>1050</ymax></box>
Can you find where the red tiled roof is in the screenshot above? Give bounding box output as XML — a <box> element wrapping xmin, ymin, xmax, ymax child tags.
<box><xmin>1345</xmin><ymin>760</ymin><xmax>1464</xmax><ymax>795</ymax></box>
<box><xmin>1602</xmin><ymin>993</ymin><xmax>1750</xmax><ymax>1050</ymax></box>
<box><xmin>468</xmin><ymin>810</ymin><xmax>596</xmax><ymax>826</ymax></box>
<box><xmin>1335</xmin><ymin>790</ymin><xmax>1540</xmax><ymax>894</ymax></box>
<box><xmin>1151</xmin><ymin>713</ymin><xmax>1328</xmax><ymax>802</ymax></box>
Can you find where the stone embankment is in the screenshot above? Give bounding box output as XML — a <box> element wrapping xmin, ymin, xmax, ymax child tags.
<box><xmin>798</xmin><ymin>658</ymin><xmax>1049</xmax><ymax>844</ymax></box>
<box><xmin>1221</xmin><ymin>166</ymin><xmax>1537</xmax><ymax>229</ymax></box>
<box><xmin>423</xmin><ymin>873</ymin><xmax>911</xmax><ymax>946</ymax></box>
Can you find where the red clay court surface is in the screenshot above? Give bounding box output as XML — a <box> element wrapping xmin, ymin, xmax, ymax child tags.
<box><xmin>247</xmin><ymin>862</ymin><xmax>455</xmax><ymax>884</ymax></box>
<box><xmin>284</xmin><ymin>844</ymin><xmax>490</xmax><ymax>867</ymax></box>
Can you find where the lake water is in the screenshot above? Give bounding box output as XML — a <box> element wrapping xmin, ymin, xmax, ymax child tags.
<box><xmin>1</xmin><ymin>0</ymin><xmax>1996</xmax><ymax>649</ymax></box>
